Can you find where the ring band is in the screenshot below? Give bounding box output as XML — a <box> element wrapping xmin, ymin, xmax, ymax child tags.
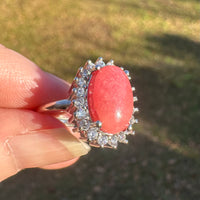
<box><xmin>38</xmin><ymin>99</ymin><xmax>71</xmax><ymax>111</ymax></box>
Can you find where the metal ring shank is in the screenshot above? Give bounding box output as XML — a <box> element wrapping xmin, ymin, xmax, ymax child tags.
<box><xmin>37</xmin><ymin>99</ymin><xmax>74</xmax><ymax>127</ymax></box>
<box><xmin>37</xmin><ymin>99</ymin><xmax>71</xmax><ymax>112</ymax></box>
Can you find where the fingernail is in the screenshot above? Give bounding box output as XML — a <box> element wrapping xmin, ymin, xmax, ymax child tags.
<box><xmin>52</xmin><ymin>128</ymin><xmax>91</xmax><ymax>157</ymax></box>
<box><xmin>5</xmin><ymin>128</ymin><xmax>90</xmax><ymax>169</ymax></box>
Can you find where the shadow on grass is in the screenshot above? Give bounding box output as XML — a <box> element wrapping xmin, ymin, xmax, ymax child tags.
<box><xmin>146</xmin><ymin>34</ymin><xmax>200</xmax><ymax>65</ymax></box>
<box><xmin>137</xmin><ymin>34</ymin><xmax>200</xmax><ymax>146</ymax></box>
<box><xmin>1</xmin><ymin>134</ymin><xmax>199</xmax><ymax>200</ymax></box>
<box><xmin>92</xmin><ymin>0</ymin><xmax>199</xmax><ymax>21</ymax></box>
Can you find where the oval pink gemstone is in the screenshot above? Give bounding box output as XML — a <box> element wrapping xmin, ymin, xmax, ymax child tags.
<box><xmin>87</xmin><ymin>65</ymin><xmax>134</xmax><ymax>134</ymax></box>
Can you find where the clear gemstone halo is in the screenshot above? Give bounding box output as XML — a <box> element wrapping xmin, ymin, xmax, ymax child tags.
<box><xmin>67</xmin><ymin>58</ymin><xmax>138</xmax><ymax>148</ymax></box>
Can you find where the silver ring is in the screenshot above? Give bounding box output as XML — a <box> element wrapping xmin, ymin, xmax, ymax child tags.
<box><xmin>38</xmin><ymin>57</ymin><xmax>138</xmax><ymax>148</ymax></box>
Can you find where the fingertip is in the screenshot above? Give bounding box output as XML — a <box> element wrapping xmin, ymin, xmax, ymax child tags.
<box><xmin>40</xmin><ymin>157</ymin><xmax>79</xmax><ymax>170</ymax></box>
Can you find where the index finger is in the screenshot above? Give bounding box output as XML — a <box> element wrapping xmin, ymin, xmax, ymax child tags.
<box><xmin>0</xmin><ymin>45</ymin><xmax>70</xmax><ymax>109</ymax></box>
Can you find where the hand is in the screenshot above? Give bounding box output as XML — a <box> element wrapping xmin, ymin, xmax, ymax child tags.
<box><xmin>0</xmin><ymin>45</ymin><xmax>90</xmax><ymax>182</ymax></box>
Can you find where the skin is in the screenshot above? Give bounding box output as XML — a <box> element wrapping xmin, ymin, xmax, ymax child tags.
<box><xmin>0</xmin><ymin>44</ymin><xmax>82</xmax><ymax>181</ymax></box>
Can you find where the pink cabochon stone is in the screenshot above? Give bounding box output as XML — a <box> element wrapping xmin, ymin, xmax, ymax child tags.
<box><xmin>87</xmin><ymin>65</ymin><xmax>134</xmax><ymax>134</ymax></box>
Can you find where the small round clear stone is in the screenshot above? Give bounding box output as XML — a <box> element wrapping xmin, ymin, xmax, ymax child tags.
<box><xmin>97</xmin><ymin>135</ymin><xmax>108</xmax><ymax>147</ymax></box>
<box><xmin>124</xmin><ymin>70</ymin><xmax>130</xmax><ymax>76</ymax></box>
<box><xmin>131</xmin><ymin>131</ymin><xmax>135</xmax><ymax>135</ymax></box>
<box><xmin>109</xmin><ymin>135</ymin><xmax>118</xmax><ymax>147</ymax></box>
<box><xmin>74</xmin><ymin>97</ymin><xmax>85</xmax><ymax>108</ymax></box>
<box><xmin>106</xmin><ymin>60</ymin><xmax>114</xmax><ymax>66</ymax></box>
<box><xmin>77</xmin><ymin>78</ymin><xmax>86</xmax><ymax>87</ymax></box>
<box><xmin>95</xmin><ymin>61</ymin><xmax>105</xmax><ymax>68</ymax></box>
<box><xmin>77</xmin><ymin>87</ymin><xmax>85</xmax><ymax>97</ymax></box>
<box><xmin>87</xmin><ymin>128</ymin><xmax>98</xmax><ymax>141</ymax></box>
<box><xmin>81</xmin><ymin>69</ymin><xmax>90</xmax><ymax>78</ymax></box>
<box><xmin>76</xmin><ymin>109</ymin><xmax>87</xmax><ymax>119</ymax></box>
<box><xmin>79</xmin><ymin>120</ymin><xmax>90</xmax><ymax>131</ymax></box>
<box><xmin>118</xmin><ymin>132</ymin><xmax>126</xmax><ymax>142</ymax></box>
<box><xmin>87</xmin><ymin>63</ymin><xmax>95</xmax><ymax>71</ymax></box>
<box><xmin>129</xmin><ymin>116</ymin><xmax>135</xmax><ymax>124</ymax></box>
<box><xmin>127</xmin><ymin>124</ymin><xmax>133</xmax><ymax>131</ymax></box>
<box><xmin>124</xmin><ymin>130</ymin><xmax>130</xmax><ymax>135</ymax></box>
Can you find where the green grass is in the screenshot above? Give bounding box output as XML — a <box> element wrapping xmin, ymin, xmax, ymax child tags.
<box><xmin>0</xmin><ymin>0</ymin><xmax>199</xmax><ymax>199</ymax></box>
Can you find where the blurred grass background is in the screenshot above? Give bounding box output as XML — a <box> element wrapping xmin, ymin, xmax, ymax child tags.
<box><xmin>0</xmin><ymin>0</ymin><xmax>199</xmax><ymax>199</ymax></box>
